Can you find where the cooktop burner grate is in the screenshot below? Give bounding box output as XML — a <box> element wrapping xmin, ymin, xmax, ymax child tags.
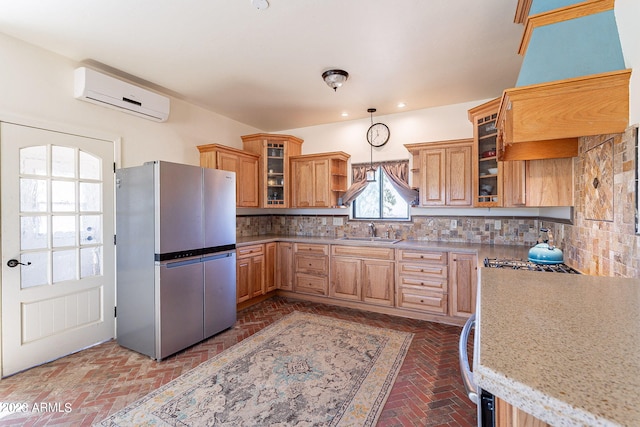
<box><xmin>484</xmin><ymin>258</ymin><xmax>581</xmax><ymax>274</ymax></box>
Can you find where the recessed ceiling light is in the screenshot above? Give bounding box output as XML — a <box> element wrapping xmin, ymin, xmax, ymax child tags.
<box><xmin>251</xmin><ymin>0</ymin><xmax>269</xmax><ymax>10</ymax></box>
<box><xmin>397</xmin><ymin>102</ymin><xmax>406</xmax><ymax>108</ymax></box>
<box><xmin>341</xmin><ymin>112</ymin><xmax>349</xmax><ymax>117</ymax></box>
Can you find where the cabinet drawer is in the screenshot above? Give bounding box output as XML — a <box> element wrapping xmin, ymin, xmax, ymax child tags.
<box><xmin>294</xmin><ymin>273</ymin><xmax>328</xmax><ymax>295</ymax></box>
<box><xmin>295</xmin><ymin>255</ymin><xmax>328</xmax><ymax>274</ymax></box>
<box><xmin>237</xmin><ymin>244</ymin><xmax>264</xmax><ymax>258</ymax></box>
<box><xmin>397</xmin><ymin>249</ymin><xmax>447</xmax><ymax>264</ymax></box>
<box><xmin>398</xmin><ymin>275</ymin><xmax>447</xmax><ymax>292</ymax></box>
<box><xmin>397</xmin><ymin>288</ymin><xmax>447</xmax><ymax>315</ymax></box>
<box><xmin>398</xmin><ymin>262</ymin><xmax>448</xmax><ymax>278</ymax></box>
<box><xmin>294</xmin><ymin>243</ymin><xmax>329</xmax><ymax>256</ymax></box>
<box><xmin>332</xmin><ymin>245</ymin><xmax>394</xmax><ymax>260</ymax></box>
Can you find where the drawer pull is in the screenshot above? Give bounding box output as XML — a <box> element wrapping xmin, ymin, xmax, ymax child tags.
<box><xmin>420</xmin><ymin>282</ymin><xmax>424</xmax><ymax>286</ymax></box>
<box><xmin>420</xmin><ymin>299</ymin><xmax>424</xmax><ymax>303</ymax></box>
<box><xmin>420</xmin><ymin>255</ymin><xmax>424</xmax><ymax>258</ymax></box>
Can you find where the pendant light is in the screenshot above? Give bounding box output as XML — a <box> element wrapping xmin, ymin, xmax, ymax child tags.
<box><xmin>366</xmin><ymin>108</ymin><xmax>377</xmax><ymax>182</ymax></box>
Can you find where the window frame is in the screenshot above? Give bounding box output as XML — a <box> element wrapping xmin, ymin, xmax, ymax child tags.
<box><xmin>351</xmin><ymin>166</ymin><xmax>410</xmax><ymax>220</ymax></box>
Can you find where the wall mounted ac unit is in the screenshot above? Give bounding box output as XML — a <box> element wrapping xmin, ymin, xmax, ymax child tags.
<box><xmin>74</xmin><ymin>67</ymin><xmax>170</xmax><ymax>122</ymax></box>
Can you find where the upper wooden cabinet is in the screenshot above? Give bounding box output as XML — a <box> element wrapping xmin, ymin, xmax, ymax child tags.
<box><xmin>197</xmin><ymin>144</ymin><xmax>260</xmax><ymax>208</ymax></box>
<box><xmin>241</xmin><ymin>133</ymin><xmax>303</xmax><ymax>208</ymax></box>
<box><xmin>290</xmin><ymin>152</ymin><xmax>350</xmax><ymax>208</ymax></box>
<box><xmin>405</xmin><ymin>139</ymin><xmax>473</xmax><ymax>207</ymax></box>
<box><xmin>469</xmin><ymin>98</ymin><xmax>502</xmax><ymax>207</ymax></box>
<box><xmin>500</xmin><ymin>155</ymin><xmax>574</xmax><ymax>207</ymax></box>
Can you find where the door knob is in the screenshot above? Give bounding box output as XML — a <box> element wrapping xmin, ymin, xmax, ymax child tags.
<box><xmin>7</xmin><ymin>259</ymin><xmax>31</xmax><ymax>268</ymax></box>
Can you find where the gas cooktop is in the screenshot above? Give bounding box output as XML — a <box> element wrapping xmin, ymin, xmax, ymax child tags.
<box><xmin>484</xmin><ymin>258</ymin><xmax>581</xmax><ymax>274</ymax></box>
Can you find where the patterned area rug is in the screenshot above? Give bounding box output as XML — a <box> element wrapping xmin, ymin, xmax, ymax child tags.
<box><xmin>97</xmin><ymin>311</ymin><xmax>413</xmax><ymax>426</ymax></box>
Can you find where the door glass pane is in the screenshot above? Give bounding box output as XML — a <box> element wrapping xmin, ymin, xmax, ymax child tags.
<box><xmin>52</xmin><ymin>216</ymin><xmax>76</xmax><ymax>247</ymax></box>
<box><xmin>21</xmin><ymin>216</ymin><xmax>48</xmax><ymax>250</ymax></box>
<box><xmin>81</xmin><ymin>246</ymin><xmax>102</xmax><ymax>278</ymax></box>
<box><xmin>51</xmin><ymin>146</ymin><xmax>75</xmax><ymax>178</ymax></box>
<box><xmin>20</xmin><ymin>178</ymin><xmax>47</xmax><ymax>212</ymax></box>
<box><xmin>53</xmin><ymin>249</ymin><xmax>76</xmax><ymax>283</ymax></box>
<box><xmin>52</xmin><ymin>180</ymin><xmax>76</xmax><ymax>212</ymax></box>
<box><xmin>79</xmin><ymin>151</ymin><xmax>101</xmax><ymax>180</ymax></box>
<box><xmin>79</xmin><ymin>182</ymin><xmax>101</xmax><ymax>212</ymax></box>
<box><xmin>20</xmin><ymin>146</ymin><xmax>47</xmax><ymax>175</ymax></box>
<box><xmin>20</xmin><ymin>252</ymin><xmax>49</xmax><ymax>288</ymax></box>
<box><xmin>80</xmin><ymin>215</ymin><xmax>102</xmax><ymax>245</ymax></box>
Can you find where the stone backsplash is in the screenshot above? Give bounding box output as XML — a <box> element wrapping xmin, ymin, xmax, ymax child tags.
<box><xmin>237</xmin><ymin>214</ymin><xmax>544</xmax><ymax>246</ymax></box>
<box><xmin>546</xmin><ymin>127</ymin><xmax>639</xmax><ymax>278</ymax></box>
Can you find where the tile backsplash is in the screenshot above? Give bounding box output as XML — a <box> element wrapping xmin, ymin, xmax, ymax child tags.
<box><xmin>546</xmin><ymin>127</ymin><xmax>639</xmax><ymax>278</ymax></box>
<box><xmin>237</xmin><ymin>214</ymin><xmax>544</xmax><ymax>246</ymax></box>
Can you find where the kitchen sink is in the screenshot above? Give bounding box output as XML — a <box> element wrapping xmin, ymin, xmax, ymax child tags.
<box><xmin>337</xmin><ymin>237</ymin><xmax>403</xmax><ymax>244</ymax></box>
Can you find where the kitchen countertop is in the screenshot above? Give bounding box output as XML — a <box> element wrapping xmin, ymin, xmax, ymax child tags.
<box><xmin>476</xmin><ymin>268</ymin><xmax>640</xmax><ymax>427</ymax></box>
<box><xmin>236</xmin><ymin>234</ymin><xmax>531</xmax><ymax>263</ymax></box>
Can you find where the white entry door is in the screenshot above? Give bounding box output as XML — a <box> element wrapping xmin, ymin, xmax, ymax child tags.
<box><xmin>1</xmin><ymin>122</ymin><xmax>115</xmax><ymax>377</ymax></box>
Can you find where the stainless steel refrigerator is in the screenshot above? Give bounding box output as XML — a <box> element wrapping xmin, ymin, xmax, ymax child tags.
<box><xmin>115</xmin><ymin>161</ymin><xmax>236</xmax><ymax>360</ymax></box>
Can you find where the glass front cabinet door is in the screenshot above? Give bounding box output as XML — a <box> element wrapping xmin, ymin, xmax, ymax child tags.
<box><xmin>241</xmin><ymin>133</ymin><xmax>303</xmax><ymax>208</ymax></box>
<box><xmin>469</xmin><ymin>98</ymin><xmax>501</xmax><ymax>207</ymax></box>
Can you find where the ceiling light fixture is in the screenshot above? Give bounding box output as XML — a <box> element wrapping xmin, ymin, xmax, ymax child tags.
<box><xmin>250</xmin><ymin>0</ymin><xmax>269</xmax><ymax>10</ymax></box>
<box><xmin>397</xmin><ymin>102</ymin><xmax>406</xmax><ymax>108</ymax></box>
<box><xmin>322</xmin><ymin>69</ymin><xmax>349</xmax><ymax>92</ymax></box>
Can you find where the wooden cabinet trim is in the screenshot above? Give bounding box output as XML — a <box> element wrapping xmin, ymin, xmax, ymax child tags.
<box><xmin>331</xmin><ymin>245</ymin><xmax>394</xmax><ymax>260</ymax></box>
<box><xmin>237</xmin><ymin>244</ymin><xmax>264</xmax><ymax>258</ymax></box>
<box><xmin>518</xmin><ymin>0</ymin><xmax>614</xmax><ymax>56</ymax></box>
<box><xmin>294</xmin><ymin>243</ymin><xmax>329</xmax><ymax>256</ymax></box>
<box><xmin>397</xmin><ymin>250</ymin><xmax>447</xmax><ymax>264</ymax></box>
<box><xmin>294</xmin><ymin>273</ymin><xmax>328</xmax><ymax>295</ymax></box>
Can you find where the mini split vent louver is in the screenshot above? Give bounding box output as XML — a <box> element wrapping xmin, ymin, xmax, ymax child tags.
<box><xmin>74</xmin><ymin>67</ymin><xmax>170</xmax><ymax>122</ymax></box>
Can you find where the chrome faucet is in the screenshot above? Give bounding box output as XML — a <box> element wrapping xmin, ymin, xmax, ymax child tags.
<box><xmin>368</xmin><ymin>222</ymin><xmax>376</xmax><ymax>237</ymax></box>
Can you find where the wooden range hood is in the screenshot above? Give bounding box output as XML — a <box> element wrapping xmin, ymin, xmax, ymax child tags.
<box><xmin>496</xmin><ymin>69</ymin><xmax>631</xmax><ymax>161</ymax></box>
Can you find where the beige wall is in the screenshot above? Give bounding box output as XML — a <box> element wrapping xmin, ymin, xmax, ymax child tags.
<box><xmin>280</xmin><ymin>100</ymin><xmax>484</xmax><ymax>163</ymax></box>
<box><xmin>0</xmin><ymin>33</ymin><xmax>261</xmax><ymax>168</ymax></box>
<box><xmin>615</xmin><ymin>0</ymin><xmax>640</xmax><ymax>126</ymax></box>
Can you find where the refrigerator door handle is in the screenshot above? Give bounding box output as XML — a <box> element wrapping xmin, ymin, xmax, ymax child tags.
<box><xmin>163</xmin><ymin>257</ymin><xmax>202</xmax><ymax>268</ymax></box>
<box><xmin>459</xmin><ymin>313</ymin><xmax>479</xmax><ymax>405</ymax></box>
<box><xmin>202</xmin><ymin>252</ymin><xmax>234</xmax><ymax>262</ymax></box>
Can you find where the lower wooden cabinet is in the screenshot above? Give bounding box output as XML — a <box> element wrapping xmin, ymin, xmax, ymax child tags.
<box><xmin>293</xmin><ymin>243</ymin><xmax>329</xmax><ymax>295</ymax></box>
<box><xmin>495</xmin><ymin>396</ymin><xmax>551</xmax><ymax>427</ymax></box>
<box><xmin>236</xmin><ymin>244</ymin><xmax>265</xmax><ymax>303</ymax></box>
<box><xmin>330</xmin><ymin>246</ymin><xmax>395</xmax><ymax>307</ymax></box>
<box><xmin>264</xmin><ymin>242</ymin><xmax>277</xmax><ymax>293</ymax></box>
<box><xmin>448</xmin><ymin>252</ymin><xmax>478</xmax><ymax>318</ymax></box>
<box><xmin>276</xmin><ymin>242</ymin><xmax>294</xmax><ymax>291</ymax></box>
<box><xmin>396</xmin><ymin>249</ymin><xmax>448</xmax><ymax>315</ymax></box>
<box><xmin>237</xmin><ymin>241</ymin><xmax>480</xmax><ymax>324</ymax></box>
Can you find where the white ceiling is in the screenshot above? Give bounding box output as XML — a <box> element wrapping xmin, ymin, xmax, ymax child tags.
<box><xmin>0</xmin><ymin>0</ymin><xmax>524</xmax><ymax>131</ymax></box>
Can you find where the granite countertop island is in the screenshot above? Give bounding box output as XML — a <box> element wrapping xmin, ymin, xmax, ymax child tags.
<box><xmin>476</xmin><ymin>268</ymin><xmax>640</xmax><ymax>426</ymax></box>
